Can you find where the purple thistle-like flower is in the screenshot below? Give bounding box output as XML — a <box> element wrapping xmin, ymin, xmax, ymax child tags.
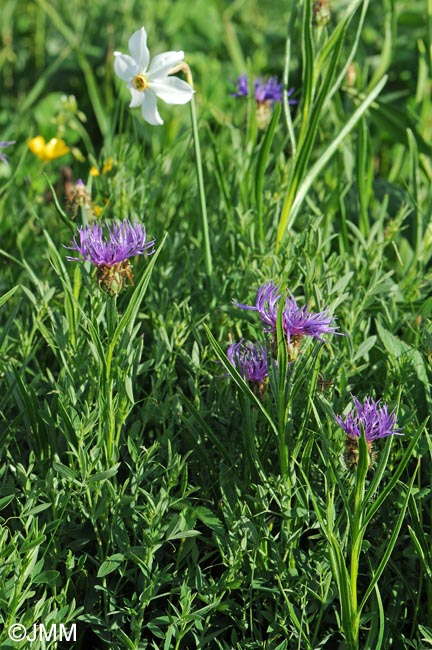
<box><xmin>232</xmin><ymin>75</ymin><xmax>296</xmax><ymax>105</ymax></box>
<box><xmin>232</xmin><ymin>74</ymin><xmax>249</xmax><ymax>98</ymax></box>
<box><xmin>65</xmin><ymin>220</ymin><xmax>155</xmax><ymax>295</ymax></box>
<box><xmin>335</xmin><ymin>395</ymin><xmax>401</xmax><ymax>442</ymax></box>
<box><xmin>0</xmin><ymin>140</ymin><xmax>15</xmax><ymax>165</ymax></box>
<box><xmin>66</xmin><ymin>220</ymin><xmax>155</xmax><ymax>266</ymax></box>
<box><xmin>235</xmin><ymin>281</ymin><xmax>339</xmax><ymax>345</ymax></box>
<box><xmin>227</xmin><ymin>340</ymin><xmax>269</xmax><ymax>383</ymax></box>
<box><xmin>254</xmin><ymin>77</ymin><xmax>284</xmax><ymax>103</ymax></box>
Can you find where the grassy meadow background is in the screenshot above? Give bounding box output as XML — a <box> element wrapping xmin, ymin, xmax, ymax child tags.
<box><xmin>1</xmin><ymin>0</ymin><xmax>432</xmax><ymax>648</ymax></box>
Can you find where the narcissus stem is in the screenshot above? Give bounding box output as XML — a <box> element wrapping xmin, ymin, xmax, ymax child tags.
<box><xmin>170</xmin><ymin>62</ymin><xmax>213</xmax><ymax>280</ymax></box>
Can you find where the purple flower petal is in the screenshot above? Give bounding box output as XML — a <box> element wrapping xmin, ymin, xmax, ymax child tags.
<box><xmin>227</xmin><ymin>340</ymin><xmax>269</xmax><ymax>383</ymax></box>
<box><xmin>65</xmin><ymin>219</ymin><xmax>155</xmax><ymax>266</ymax></box>
<box><xmin>234</xmin><ymin>281</ymin><xmax>340</xmax><ymax>343</ymax></box>
<box><xmin>231</xmin><ymin>74</ymin><xmax>249</xmax><ymax>97</ymax></box>
<box><xmin>335</xmin><ymin>395</ymin><xmax>402</xmax><ymax>441</ymax></box>
<box><xmin>232</xmin><ymin>75</ymin><xmax>296</xmax><ymax>105</ymax></box>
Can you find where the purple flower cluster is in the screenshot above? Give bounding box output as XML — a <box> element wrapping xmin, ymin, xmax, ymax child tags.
<box><xmin>66</xmin><ymin>220</ymin><xmax>155</xmax><ymax>266</ymax></box>
<box><xmin>0</xmin><ymin>140</ymin><xmax>15</xmax><ymax>165</ymax></box>
<box><xmin>227</xmin><ymin>340</ymin><xmax>269</xmax><ymax>383</ymax></box>
<box><xmin>66</xmin><ymin>219</ymin><xmax>155</xmax><ymax>295</ymax></box>
<box><xmin>335</xmin><ymin>395</ymin><xmax>401</xmax><ymax>442</ymax></box>
<box><xmin>227</xmin><ymin>285</ymin><xmax>403</xmax><ymax>463</ymax></box>
<box><xmin>235</xmin><ymin>281</ymin><xmax>339</xmax><ymax>346</ymax></box>
<box><xmin>232</xmin><ymin>75</ymin><xmax>296</xmax><ymax>105</ymax></box>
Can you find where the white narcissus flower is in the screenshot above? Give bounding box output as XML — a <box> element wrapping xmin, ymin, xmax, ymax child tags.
<box><xmin>113</xmin><ymin>27</ymin><xmax>194</xmax><ymax>126</ymax></box>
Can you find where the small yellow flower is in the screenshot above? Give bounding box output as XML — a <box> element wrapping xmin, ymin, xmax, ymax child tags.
<box><xmin>93</xmin><ymin>205</ymin><xmax>104</xmax><ymax>218</ymax></box>
<box><xmin>90</xmin><ymin>158</ymin><xmax>114</xmax><ymax>177</ymax></box>
<box><xmin>102</xmin><ymin>158</ymin><xmax>113</xmax><ymax>174</ymax></box>
<box><xmin>28</xmin><ymin>136</ymin><xmax>70</xmax><ymax>162</ymax></box>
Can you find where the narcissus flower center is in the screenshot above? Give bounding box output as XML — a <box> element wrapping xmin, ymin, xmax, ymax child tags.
<box><xmin>132</xmin><ymin>74</ymin><xmax>148</xmax><ymax>91</ymax></box>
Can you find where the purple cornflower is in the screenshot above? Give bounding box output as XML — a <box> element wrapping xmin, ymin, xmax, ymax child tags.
<box><xmin>255</xmin><ymin>77</ymin><xmax>284</xmax><ymax>103</ymax></box>
<box><xmin>232</xmin><ymin>75</ymin><xmax>296</xmax><ymax>105</ymax></box>
<box><xmin>235</xmin><ymin>281</ymin><xmax>339</xmax><ymax>355</ymax></box>
<box><xmin>227</xmin><ymin>339</ymin><xmax>270</xmax><ymax>399</ymax></box>
<box><xmin>232</xmin><ymin>75</ymin><xmax>249</xmax><ymax>98</ymax></box>
<box><xmin>227</xmin><ymin>340</ymin><xmax>269</xmax><ymax>382</ymax></box>
<box><xmin>335</xmin><ymin>395</ymin><xmax>401</xmax><ymax>469</ymax></box>
<box><xmin>0</xmin><ymin>140</ymin><xmax>15</xmax><ymax>165</ymax></box>
<box><xmin>66</xmin><ymin>220</ymin><xmax>155</xmax><ymax>295</ymax></box>
<box><xmin>335</xmin><ymin>395</ymin><xmax>401</xmax><ymax>442</ymax></box>
<box><xmin>66</xmin><ymin>220</ymin><xmax>154</xmax><ymax>265</ymax></box>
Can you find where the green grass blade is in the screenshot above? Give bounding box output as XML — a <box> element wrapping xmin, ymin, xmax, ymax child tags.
<box><xmin>283</xmin><ymin>4</ymin><xmax>298</xmax><ymax>153</ymax></box>
<box><xmin>277</xmin><ymin>75</ymin><xmax>387</xmax><ymax>242</ymax></box>
<box><xmin>205</xmin><ymin>325</ymin><xmax>279</xmax><ymax>442</ymax></box>
<box><xmin>325</xmin><ymin>0</ymin><xmax>370</xmax><ymax>103</ymax></box>
<box><xmin>297</xmin><ymin>0</ymin><xmax>315</xmax><ymax>148</ymax></box>
<box><xmin>255</xmin><ymin>103</ymin><xmax>281</xmax><ymax>240</ymax></box>
<box><xmin>359</xmin><ymin>467</ymin><xmax>419</xmax><ymax>613</ymax></box>
<box><xmin>110</xmin><ymin>234</ymin><xmax>166</xmax><ymax>352</ymax></box>
<box><xmin>365</xmin><ymin>582</ymin><xmax>385</xmax><ymax>650</ymax></box>
<box><xmin>407</xmin><ymin>492</ymin><xmax>432</xmax><ymax>582</ymax></box>
<box><xmin>0</xmin><ymin>286</ymin><xmax>19</xmax><ymax>308</ymax></box>
<box><xmin>178</xmin><ymin>390</ymin><xmax>234</xmax><ymax>467</ymax></box>
<box><xmin>362</xmin><ymin>423</ymin><xmax>424</xmax><ymax>530</ymax></box>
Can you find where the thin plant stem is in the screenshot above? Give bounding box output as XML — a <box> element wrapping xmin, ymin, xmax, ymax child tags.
<box><xmin>347</xmin><ymin>429</ymin><xmax>369</xmax><ymax>649</ymax></box>
<box><xmin>189</xmin><ymin>94</ymin><xmax>213</xmax><ymax>279</ymax></box>
<box><xmin>283</xmin><ymin>4</ymin><xmax>297</xmax><ymax>155</ymax></box>
<box><xmin>170</xmin><ymin>63</ymin><xmax>213</xmax><ymax>279</ymax></box>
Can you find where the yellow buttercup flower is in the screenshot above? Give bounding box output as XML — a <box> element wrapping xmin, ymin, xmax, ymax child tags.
<box><xmin>90</xmin><ymin>158</ymin><xmax>114</xmax><ymax>177</ymax></box>
<box><xmin>93</xmin><ymin>205</ymin><xmax>104</xmax><ymax>218</ymax></box>
<box><xmin>102</xmin><ymin>158</ymin><xmax>113</xmax><ymax>174</ymax></box>
<box><xmin>28</xmin><ymin>136</ymin><xmax>70</xmax><ymax>162</ymax></box>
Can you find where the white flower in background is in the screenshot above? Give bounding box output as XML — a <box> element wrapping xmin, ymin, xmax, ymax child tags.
<box><xmin>113</xmin><ymin>27</ymin><xmax>194</xmax><ymax>126</ymax></box>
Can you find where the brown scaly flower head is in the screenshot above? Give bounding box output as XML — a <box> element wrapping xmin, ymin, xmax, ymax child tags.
<box><xmin>64</xmin><ymin>175</ymin><xmax>93</xmax><ymax>219</ymax></box>
<box><xmin>313</xmin><ymin>0</ymin><xmax>331</xmax><ymax>27</ymax></box>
